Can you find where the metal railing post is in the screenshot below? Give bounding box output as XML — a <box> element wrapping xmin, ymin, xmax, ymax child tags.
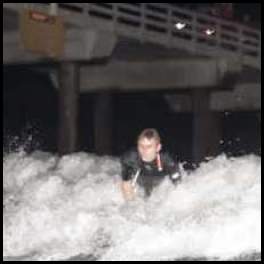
<box><xmin>167</xmin><ymin>7</ymin><xmax>172</xmax><ymax>47</ymax></box>
<box><xmin>191</xmin><ymin>13</ymin><xmax>198</xmax><ymax>53</ymax></box>
<box><xmin>140</xmin><ymin>3</ymin><xmax>146</xmax><ymax>42</ymax></box>
<box><xmin>50</xmin><ymin>3</ymin><xmax>58</xmax><ymax>16</ymax></box>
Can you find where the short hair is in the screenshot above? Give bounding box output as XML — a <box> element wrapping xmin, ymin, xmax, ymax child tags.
<box><xmin>137</xmin><ymin>128</ymin><xmax>161</xmax><ymax>143</ymax></box>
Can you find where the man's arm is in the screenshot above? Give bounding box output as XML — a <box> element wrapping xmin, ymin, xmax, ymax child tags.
<box><xmin>120</xmin><ymin>150</ymin><xmax>138</xmax><ymax>200</ymax></box>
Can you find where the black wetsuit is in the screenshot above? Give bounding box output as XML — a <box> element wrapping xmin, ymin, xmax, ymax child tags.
<box><xmin>121</xmin><ymin>149</ymin><xmax>181</xmax><ymax>197</ymax></box>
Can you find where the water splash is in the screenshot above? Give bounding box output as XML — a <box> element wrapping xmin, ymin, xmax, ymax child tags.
<box><xmin>3</xmin><ymin>151</ymin><xmax>261</xmax><ymax>261</ymax></box>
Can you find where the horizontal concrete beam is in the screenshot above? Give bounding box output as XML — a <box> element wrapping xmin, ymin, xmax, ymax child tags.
<box><xmin>211</xmin><ymin>83</ymin><xmax>261</xmax><ymax>111</ymax></box>
<box><xmin>165</xmin><ymin>83</ymin><xmax>261</xmax><ymax>112</ymax></box>
<box><xmin>79</xmin><ymin>58</ymin><xmax>241</xmax><ymax>91</ymax></box>
<box><xmin>3</xmin><ymin>29</ymin><xmax>116</xmax><ymax>64</ymax></box>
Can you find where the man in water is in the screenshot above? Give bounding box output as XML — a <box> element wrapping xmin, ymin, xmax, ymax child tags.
<box><xmin>120</xmin><ymin>128</ymin><xmax>181</xmax><ymax>200</ymax></box>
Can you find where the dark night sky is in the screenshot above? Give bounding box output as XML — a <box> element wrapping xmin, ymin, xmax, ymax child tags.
<box><xmin>173</xmin><ymin>3</ymin><xmax>261</xmax><ymax>18</ymax></box>
<box><xmin>171</xmin><ymin>3</ymin><xmax>261</xmax><ymax>27</ymax></box>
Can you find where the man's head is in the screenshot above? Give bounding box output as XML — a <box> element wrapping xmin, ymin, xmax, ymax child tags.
<box><xmin>137</xmin><ymin>128</ymin><xmax>161</xmax><ymax>162</ymax></box>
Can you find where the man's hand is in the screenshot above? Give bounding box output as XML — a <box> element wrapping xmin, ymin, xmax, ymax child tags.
<box><xmin>121</xmin><ymin>181</ymin><xmax>136</xmax><ymax>201</ymax></box>
<box><xmin>170</xmin><ymin>172</ymin><xmax>182</xmax><ymax>185</ymax></box>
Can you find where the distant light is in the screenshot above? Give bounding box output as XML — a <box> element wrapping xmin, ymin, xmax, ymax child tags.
<box><xmin>175</xmin><ymin>22</ymin><xmax>186</xmax><ymax>30</ymax></box>
<box><xmin>205</xmin><ymin>28</ymin><xmax>215</xmax><ymax>35</ymax></box>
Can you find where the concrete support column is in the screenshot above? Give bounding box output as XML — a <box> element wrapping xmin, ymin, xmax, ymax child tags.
<box><xmin>192</xmin><ymin>89</ymin><xmax>222</xmax><ymax>164</ymax></box>
<box><xmin>257</xmin><ymin>112</ymin><xmax>261</xmax><ymax>123</ymax></box>
<box><xmin>94</xmin><ymin>92</ymin><xmax>113</xmax><ymax>155</ymax></box>
<box><xmin>58</xmin><ymin>62</ymin><xmax>79</xmax><ymax>155</ymax></box>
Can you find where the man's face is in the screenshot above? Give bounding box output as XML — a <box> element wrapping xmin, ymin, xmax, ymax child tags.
<box><xmin>137</xmin><ymin>137</ymin><xmax>161</xmax><ymax>162</ymax></box>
